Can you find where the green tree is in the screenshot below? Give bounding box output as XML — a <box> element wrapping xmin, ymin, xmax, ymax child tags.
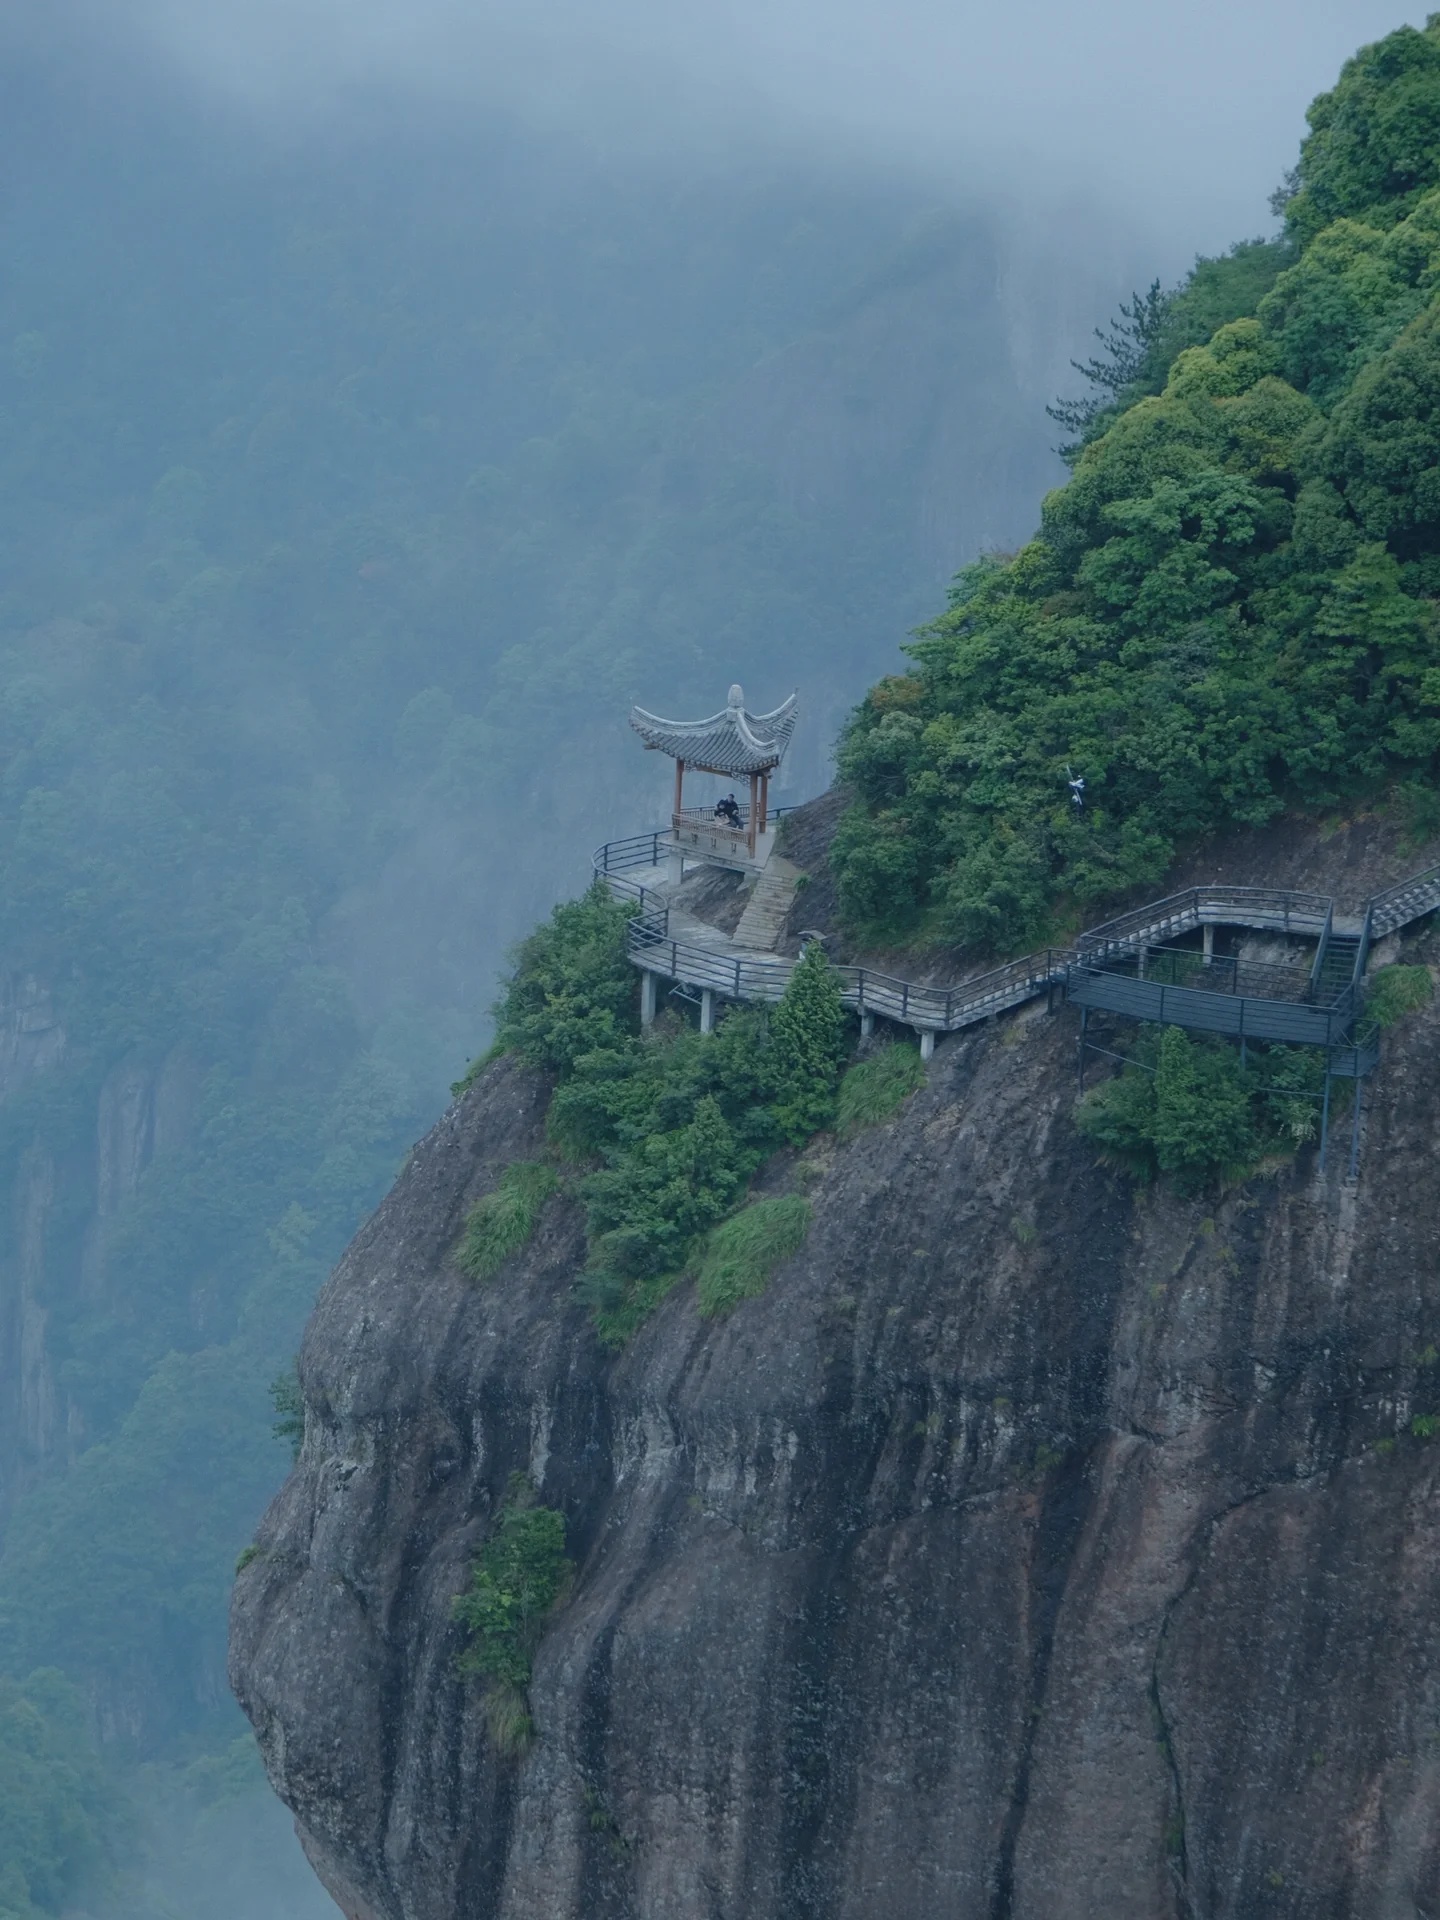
<box><xmin>765</xmin><ymin>942</ymin><xmax>849</xmax><ymax>1142</ymax></box>
<box><xmin>1148</xmin><ymin>1027</ymin><xmax>1257</xmax><ymax>1193</ymax></box>
<box><xmin>492</xmin><ymin>884</ymin><xmax>637</xmax><ymax>1077</ymax></box>
<box><xmin>1047</xmin><ymin>279</ymin><xmax>1172</xmax><ymax>455</ymax></box>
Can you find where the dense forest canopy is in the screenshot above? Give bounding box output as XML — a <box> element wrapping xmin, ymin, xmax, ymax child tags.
<box><xmin>834</xmin><ymin>16</ymin><xmax>1440</xmax><ymax>952</ymax></box>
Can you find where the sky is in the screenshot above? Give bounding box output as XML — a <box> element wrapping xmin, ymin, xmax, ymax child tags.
<box><xmin>20</xmin><ymin>1</ymin><xmax>1433</xmax><ymax>264</ymax></box>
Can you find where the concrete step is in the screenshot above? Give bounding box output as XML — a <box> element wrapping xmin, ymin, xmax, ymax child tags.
<box><xmin>734</xmin><ymin>857</ymin><xmax>801</xmax><ymax>952</ymax></box>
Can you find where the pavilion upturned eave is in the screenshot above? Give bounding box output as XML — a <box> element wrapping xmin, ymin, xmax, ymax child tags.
<box><xmin>628</xmin><ymin>687</ymin><xmax>797</xmax><ymax>779</ymax></box>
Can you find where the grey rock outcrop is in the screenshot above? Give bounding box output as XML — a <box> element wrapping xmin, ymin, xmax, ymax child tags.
<box><xmin>231</xmin><ymin>918</ymin><xmax>1440</xmax><ymax>1919</ymax></box>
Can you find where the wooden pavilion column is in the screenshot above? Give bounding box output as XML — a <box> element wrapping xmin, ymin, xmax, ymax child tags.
<box><xmin>748</xmin><ymin>772</ymin><xmax>758</xmax><ymax>859</ymax></box>
<box><xmin>758</xmin><ymin>771</ymin><xmax>769</xmax><ymax>835</ymax></box>
<box><xmin>673</xmin><ymin>757</ymin><xmax>685</xmax><ymax>821</ymax></box>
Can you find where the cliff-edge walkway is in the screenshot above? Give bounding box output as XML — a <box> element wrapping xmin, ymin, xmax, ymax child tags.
<box><xmin>594</xmin><ymin>823</ymin><xmax>1440</xmax><ymax>1079</ymax></box>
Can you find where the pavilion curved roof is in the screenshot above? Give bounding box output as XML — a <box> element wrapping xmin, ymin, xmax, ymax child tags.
<box><xmin>629</xmin><ymin>685</ymin><xmax>798</xmax><ymax>777</ymax></box>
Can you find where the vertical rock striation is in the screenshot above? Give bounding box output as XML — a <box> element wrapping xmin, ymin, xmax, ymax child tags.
<box><xmin>230</xmin><ymin>967</ymin><xmax>1440</xmax><ymax>1919</ymax></box>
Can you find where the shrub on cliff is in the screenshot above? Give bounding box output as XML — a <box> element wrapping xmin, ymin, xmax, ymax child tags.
<box><xmin>453</xmin><ymin>1476</ymin><xmax>572</xmax><ymax>1753</ymax></box>
<box><xmin>1361</xmin><ymin>961</ymin><xmax>1434</xmax><ymax>1031</ymax></box>
<box><xmin>1079</xmin><ymin>1029</ymin><xmax>1335</xmax><ymax>1190</ymax></box>
<box><xmin>486</xmin><ymin>910</ymin><xmax>849</xmax><ymax>1341</ymax></box>
<box><xmin>492</xmin><ymin>883</ymin><xmax>637</xmax><ymax>1076</ymax></box>
<box><xmin>832</xmin><ymin>17</ymin><xmax>1440</xmax><ymax>954</ymax></box>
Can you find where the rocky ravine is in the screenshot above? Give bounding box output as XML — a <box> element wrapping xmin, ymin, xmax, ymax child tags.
<box><xmin>231</xmin><ymin>914</ymin><xmax>1440</xmax><ymax>1920</ymax></box>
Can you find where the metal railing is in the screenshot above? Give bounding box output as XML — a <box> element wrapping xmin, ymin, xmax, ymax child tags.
<box><xmin>1306</xmin><ymin>902</ymin><xmax>1334</xmax><ymax>999</ymax></box>
<box><xmin>1077</xmin><ymin>884</ymin><xmax>1332</xmax><ymax>963</ymax></box>
<box><xmin>1114</xmin><ymin>944</ymin><xmax>1324</xmax><ymax>1005</ymax></box>
<box><xmin>625</xmin><ymin>901</ymin><xmax>1073</xmax><ymax>1031</ymax></box>
<box><xmin>592</xmin><ymin>832</ymin><xmax>667</xmax><ymax>913</ymax></box>
<box><xmin>593</xmin><ymin>823</ymin><xmax>1440</xmax><ymax>1049</ymax></box>
<box><xmin>1066</xmin><ymin>965</ymin><xmax>1357</xmax><ymax>1048</ymax></box>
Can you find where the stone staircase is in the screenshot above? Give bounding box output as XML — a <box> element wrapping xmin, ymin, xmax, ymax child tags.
<box><xmin>734</xmin><ymin>857</ymin><xmax>801</xmax><ymax>951</ymax></box>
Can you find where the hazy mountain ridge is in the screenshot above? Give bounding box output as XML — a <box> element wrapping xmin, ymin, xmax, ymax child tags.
<box><xmin>0</xmin><ymin>40</ymin><xmax>1129</xmax><ymax>1919</ymax></box>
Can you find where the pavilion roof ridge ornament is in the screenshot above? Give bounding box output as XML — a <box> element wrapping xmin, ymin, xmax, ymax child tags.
<box><xmin>629</xmin><ymin>683</ymin><xmax>798</xmax><ymax>778</ymax></box>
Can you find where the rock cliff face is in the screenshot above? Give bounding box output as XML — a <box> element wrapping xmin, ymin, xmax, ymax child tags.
<box><xmin>230</xmin><ymin>873</ymin><xmax>1440</xmax><ymax>1920</ymax></box>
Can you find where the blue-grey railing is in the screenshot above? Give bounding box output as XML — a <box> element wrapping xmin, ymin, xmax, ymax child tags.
<box><xmin>1066</xmin><ymin>966</ymin><xmax>1358</xmax><ymax>1048</ymax></box>
<box><xmin>1306</xmin><ymin>902</ymin><xmax>1334</xmax><ymax>999</ymax></box>
<box><xmin>626</xmin><ymin>902</ymin><xmax>1073</xmax><ymax>1030</ymax></box>
<box><xmin>594</xmin><ymin>823</ymin><xmax>1440</xmax><ymax>1054</ymax></box>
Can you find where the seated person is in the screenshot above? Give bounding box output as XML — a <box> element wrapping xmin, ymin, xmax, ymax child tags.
<box><xmin>715</xmin><ymin>793</ymin><xmax>742</xmax><ymax>827</ymax></box>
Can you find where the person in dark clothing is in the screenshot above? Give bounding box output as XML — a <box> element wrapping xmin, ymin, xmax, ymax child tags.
<box><xmin>715</xmin><ymin>793</ymin><xmax>742</xmax><ymax>827</ymax></box>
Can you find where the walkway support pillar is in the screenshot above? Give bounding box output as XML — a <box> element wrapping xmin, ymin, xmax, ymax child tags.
<box><xmin>700</xmin><ymin>988</ymin><xmax>715</xmax><ymax>1034</ymax></box>
<box><xmin>640</xmin><ymin>970</ymin><xmax>658</xmax><ymax>1028</ymax></box>
<box><xmin>1319</xmin><ymin>1065</ymin><xmax>1333</xmax><ymax>1173</ymax></box>
<box><xmin>918</xmin><ymin>1029</ymin><xmax>935</xmax><ymax>1061</ymax></box>
<box><xmin>860</xmin><ymin>1011</ymin><xmax>875</xmax><ymax>1039</ymax></box>
<box><xmin>1203</xmin><ymin>924</ymin><xmax>1215</xmax><ymax>962</ymax></box>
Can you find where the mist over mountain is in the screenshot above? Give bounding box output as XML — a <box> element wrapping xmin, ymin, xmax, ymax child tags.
<box><xmin>0</xmin><ymin>7</ymin><xmax>1419</xmax><ymax>1917</ymax></box>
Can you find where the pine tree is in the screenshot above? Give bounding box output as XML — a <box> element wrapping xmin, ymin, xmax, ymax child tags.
<box><xmin>1046</xmin><ymin>279</ymin><xmax>1172</xmax><ymax>458</ymax></box>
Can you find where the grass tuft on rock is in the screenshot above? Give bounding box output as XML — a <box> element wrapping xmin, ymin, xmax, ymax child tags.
<box><xmin>458</xmin><ymin>1162</ymin><xmax>558</xmax><ymax>1281</ymax></box>
<box><xmin>694</xmin><ymin>1195</ymin><xmax>812</xmax><ymax>1316</ymax></box>
<box><xmin>836</xmin><ymin>1043</ymin><xmax>925</xmax><ymax>1136</ymax></box>
<box><xmin>1362</xmin><ymin>963</ymin><xmax>1433</xmax><ymax>1033</ymax></box>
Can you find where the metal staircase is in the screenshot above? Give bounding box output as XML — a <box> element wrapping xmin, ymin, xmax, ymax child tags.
<box><xmin>1370</xmin><ymin>862</ymin><xmax>1440</xmax><ymax>937</ymax></box>
<box><xmin>1312</xmin><ymin>930</ymin><xmax>1364</xmax><ymax>1002</ymax></box>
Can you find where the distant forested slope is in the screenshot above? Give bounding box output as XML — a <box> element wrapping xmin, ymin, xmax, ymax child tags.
<box><xmin>834</xmin><ymin>18</ymin><xmax>1440</xmax><ymax>951</ymax></box>
<box><xmin>0</xmin><ymin>34</ymin><xmax>1096</xmax><ymax>1890</ymax></box>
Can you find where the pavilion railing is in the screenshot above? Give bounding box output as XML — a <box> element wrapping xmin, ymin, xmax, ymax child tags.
<box><xmin>673</xmin><ymin>803</ymin><xmax>755</xmax><ymax>829</ymax></box>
